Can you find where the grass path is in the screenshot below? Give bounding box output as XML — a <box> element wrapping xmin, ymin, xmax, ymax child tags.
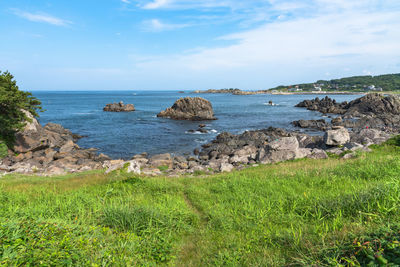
<box><xmin>175</xmin><ymin>180</ymin><xmax>209</xmax><ymax>266</ymax></box>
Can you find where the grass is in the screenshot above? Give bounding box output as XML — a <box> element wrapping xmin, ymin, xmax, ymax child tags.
<box><xmin>1</xmin><ymin>139</ymin><xmax>400</xmax><ymax>265</ymax></box>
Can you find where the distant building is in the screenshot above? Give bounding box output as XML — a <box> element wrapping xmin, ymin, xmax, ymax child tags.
<box><xmin>368</xmin><ymin>85</ymin><xmax>376</xmax><ymax>90</ymax></box>
<box><xmin>313</xmin><ymin>86</ymin><xmax>322</xmax><ymax>91</ymax></box>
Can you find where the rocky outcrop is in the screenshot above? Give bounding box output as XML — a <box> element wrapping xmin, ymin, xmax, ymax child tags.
<box><xmin>0</xmin><ymin>112</ymin><xmax>110</xmax><ymax>176</ymax></box>
<box><xmin>103</xmin><ymin>101</ymin><xmax>135</xmax><ymax>112</ymax></box>
<box><xmin>294</xmin><ymin>94</ymin><xmax>400</xmax><ymax>133</ymax></box>
<box><xmin>157</xmin><ymin>97</ymin><xmax>217</xmax><ymax>121</ymax></box>
<box><xmin>292</xmin><ymin>119</ymin><xmax>330</xmax><ymax>130</ymax></box>
<box><xmin>345</xmin><ymin>93</ymin><xmax>400</xmax><ymax>117</ymax></box>
<box><xmin>295</xmin><ymin>96</ymin><xmax>347</xmax><ymax>114</ymax></box>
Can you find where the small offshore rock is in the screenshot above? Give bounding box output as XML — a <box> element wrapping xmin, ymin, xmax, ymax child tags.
<box><xmin>103</xmin><ymin>101</ymin><xmax>135</xmax><ymax>112</ymax></box>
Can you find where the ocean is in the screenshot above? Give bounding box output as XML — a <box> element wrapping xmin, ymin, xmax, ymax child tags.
<box><xmin>32</xmin><ymin>91</ymin><xmax>360</xmax><ymax>159</ymax></box>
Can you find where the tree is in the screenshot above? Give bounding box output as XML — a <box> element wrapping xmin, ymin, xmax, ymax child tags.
<box><xmin>0</xmin><ymin>71</ymin><xmax>42</xmax><ymax>147</ymax></box>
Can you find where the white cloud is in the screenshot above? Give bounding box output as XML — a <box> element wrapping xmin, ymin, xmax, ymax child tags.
<box><xmin>121</xmin><ymin>0</ymin><xmax>131</xmax><ymax>3</ymax></box>
<box><xmin>13</xmin><ymin>9</ymin><xmax>71</xmax><ymax>26</ymax></box>
<box><xmin>128</xmin><ymin>2</ymin><xmax>400</xmax><ymax>89</ymax></box>
<box><xmin>142</xmin><ymin>18</ymin><xmax>189</xmax><ymax>32</ymax></box>
<box><xmin>143</xmin><ymin>0</ymin><xmax>170</xmax><ymax>9</ymax></box>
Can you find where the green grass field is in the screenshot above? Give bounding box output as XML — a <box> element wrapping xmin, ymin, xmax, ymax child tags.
<box><xmin>1</xmin><ymin>138</ymin><xmax>400</xmax><ymax>266</ymax></box>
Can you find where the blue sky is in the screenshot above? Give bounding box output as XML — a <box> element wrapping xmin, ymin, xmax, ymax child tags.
<box><xmin>1</xmin><ymin>0</ymin><xmax>400</xmax><ymax>90</ymax></box>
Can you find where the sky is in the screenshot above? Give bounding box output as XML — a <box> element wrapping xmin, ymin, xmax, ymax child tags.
<box><xmin>0</xmin><ymin>0</ymin><xmax>400</xmax><ymax>91</ymax></box>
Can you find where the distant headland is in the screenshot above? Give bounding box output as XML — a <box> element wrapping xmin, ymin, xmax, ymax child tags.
<box><xmin>193</xmin><ymin>73</ymin><xmax>400</xmax><ymax>95</ymax></box>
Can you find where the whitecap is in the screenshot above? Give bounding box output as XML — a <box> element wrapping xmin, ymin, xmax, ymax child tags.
<box><xmin>185</xmin><ymin>130</ymin><xmax>204</xmax><ymax>135</ymax></box>
<box><xmin>210</xmin><ymin>129</ymin><xmax>218</xmax><ymax>133</ymax></box>
<box><xmin>263</xmin><ymin>103</ymin><xmax>279</xmax><ymax>106</ymax></box>
<box><xmin>195</xmin><ymin>139</ymin><xmax>208</xmax><ymax>144</ymax></box>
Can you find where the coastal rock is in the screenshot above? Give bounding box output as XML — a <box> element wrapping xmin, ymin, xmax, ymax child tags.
<box><xmin>292</xmin><ymin>119</ymin><xmax>330</xmax><ymax>130</ymax></box>
<box><xmin>220</xmin><ymin>163</ymin><xmax>234</xmax><ymax>172</ymax></box>
<box><xmin>345</xmin><ymin>93</ymin><xmax>400</xmax><ymax>117</ymax></box>
<box><xmin>157</xmin><ymin>97</ymin><xmax>217</xmax><ymax>121</ymax></box>
<box><xmin>350</xmin><ymin>128</ymin><xmax>391</xmax><ymax>145</ymax></box>
<box><xmin>266</xmin><ymin>137</ymin><xmax>299</xmax><ymax>151</ymax></box>
<box><xmin>295</xmin><ymin>96</ymin><xmax>347</xmax><ymax>114</ymax></box>
<box><xmin>259</xmin><ymin>150</ymin><xmax>297</xmax><ymax>164</ymax></box>
<box><xmin>307</xmin><ymin>149</ymin><xmax>328</xmax><ymax>159</ymax></box>
<box><xmin>324</xmin><ymin>128</ymin><xmax>350</xmax><ymax>146</ymax></box>
<box><xmin>13</xmin><ymin>111</ymin><xmax>50</xmax><ymax>153</ymax></box>
<box><xmin>229</xmin><ymin>145</ymin><xmax>257</xmax><ymax>164</ymax></box>
<box><xmin>59</xmin><ymin>140</ymin><xmax>79</xmax><ymax>153</ymax></box>
<box><xmin>126</xmin><ymin>160</ymin><xmax>141</xmax><ymax>174</ymax></box>
<box><xmin>103</xmin><ymin>101</ymin><xmax>135</xmax><ymax>112</ymax></box>
<box><xmin>103</xmin><ymin>160</ymin><xmax>125</xmax><ymax>174</ymax></box>
<box><xmin>149</xmin><ymin>153</ymin><xmax>173</xmax><ymax>168</ymax></box>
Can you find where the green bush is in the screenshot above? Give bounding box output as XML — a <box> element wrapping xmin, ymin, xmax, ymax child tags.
<box><xmin>0</xmin><ymin>142</ymin><xmax>7</xmax><ymax>158</ymax></box>
<box><xmin>0</xmin><ymin>71</ymin><xmax>42</xmax><ymax>147</ymax></box>
<box><xmin>385</xmin><ymin>135</ymin><xmax>400</xmax><ymax>147</ymax></box>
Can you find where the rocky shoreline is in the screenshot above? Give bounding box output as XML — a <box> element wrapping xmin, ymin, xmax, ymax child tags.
<box><xmin>1</xmin><ymin>93</ymin><xmax>399</xmax><ymax>177</ymax></box>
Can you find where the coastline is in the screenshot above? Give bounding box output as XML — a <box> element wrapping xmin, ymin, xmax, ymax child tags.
<box><xmin>193</xmin><ymin>89</ymin><xmax>366</xmax><ymax>95</ymax></box>
<box><xmin>2</xmin><ymin>93</ymin><xmax>399</xmax><ymax>177</ymax></box>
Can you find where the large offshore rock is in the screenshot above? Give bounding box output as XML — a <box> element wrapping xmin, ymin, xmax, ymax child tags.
<box><xmin>157</xmin><ymin>97</ymin><xmax>216</xmax><ymax>120</ymax></box>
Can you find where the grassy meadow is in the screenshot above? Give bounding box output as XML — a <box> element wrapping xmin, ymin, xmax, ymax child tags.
<box><xmin>1</xmin><ymin>138</ymin><xmax>400</xmax><ymax>266</ymax></box>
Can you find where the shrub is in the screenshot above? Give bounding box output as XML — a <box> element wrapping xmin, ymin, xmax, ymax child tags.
<box><xmin>0</xmin><ymin>71</ymin><xmax>42</xmax><ymax>147</ymax></box>
<box><xmin>0</xmin><ymin>142</ymin><xmax>7</xmax><ymax>159</ymax></box>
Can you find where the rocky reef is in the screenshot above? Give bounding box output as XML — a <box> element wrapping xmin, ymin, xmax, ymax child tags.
<box><xmin>294</xmin><ymin>93</ymin><xmax>400</xmax><ymax>132</ymax></box>
<box><xmin>103</xmin><ymin>101</ymin><xmax>135</xmax><ymax>112</ymax></box>
<box><xmin>157</xmin><ymin>97</ymin><xmax>217</xmax><ymax>121</ymax></box>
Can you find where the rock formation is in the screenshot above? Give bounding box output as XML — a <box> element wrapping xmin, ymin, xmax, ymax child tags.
<box><xmin>103</xmin><ymin>101</ymin><xmax>135</xmax><ymax>112</ymax></box>
<box><xmin>0</xmin><ymin>111</ymin><xmax>110</xmax><ymax>175</ymax></box>
<box><xmin>294</xmin><ymin>93</ymin><xmax>400</xmax><ymax>132</ymax></box>
<box><xmin>157</xmin><ymin>97</ymin><xmax>217</xmax><ymax>120</ymax></box>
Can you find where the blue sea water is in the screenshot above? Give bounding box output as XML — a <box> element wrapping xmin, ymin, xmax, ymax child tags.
<box><xmin>32</xmin><ymin>91</ymin><xmax>360</xmax><ymax>159</ymax></box>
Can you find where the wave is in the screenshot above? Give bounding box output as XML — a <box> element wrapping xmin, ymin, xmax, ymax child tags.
<box><xmin>185</xmin><ymin>130</ymin><xmax>205</xmax><ymax>135</ymax></box>
<box><xmin>263</xmin><ymin>103</ymin><xmax>279</xmax><ymax>106</ymax></box>
<box><xmin>195</xmin><ymin>139</ymin><xmax>208</xmax><ymax>144</ymax></box>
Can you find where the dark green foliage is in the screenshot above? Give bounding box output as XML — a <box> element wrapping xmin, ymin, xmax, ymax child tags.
<box><xmin>325</xmin><ymin>225</ymin><xmax>400</xmax><ymax>266</ymax></box>
<box><xmin>0</xmin><ymin>142</ymin><xmax>7</xmax><ymax>158</ymax></box>
<box><xmin>385</xmin><ymin>135</ymin><xmax>400</xmax><ymax>147</ymax></box>
<box><xmin>0</xmin><ymin>71</ymin><xmax>42</xmax><ymax>146</ymax></box>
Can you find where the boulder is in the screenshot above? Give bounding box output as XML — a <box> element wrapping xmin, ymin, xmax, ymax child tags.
<box><xmin>103</xmin><ymin>160</ymin><xmax>125</xmax><ymax>174</ymax></box>
<box><xmin>324</xmin><ymin>128</ymin><xmax>350</xmax><ymax>146</ymax></box>
<box><xmin>267</xmin><ymin>137</ymin><xmax>299</xmax><ymax>151</ymax></box>
<box><xmin>13</xmin><ymin>111</ymin><xmax>50</xmax><ymax>153</ymax></box>
<box><xmin>103</xmin><ymin>101</ymin><xmax>135</xmax><ymax>112</ymax></box>
<box><xmin>148</xmin><ymin>153</ymin><xmax>173</xmax><ymax>168</ymax></box>
<box><xmin>229</xmin><ymin>145</ymin><xmax>257</xmax><ymax>164</ymax></box>
<box><xmin>126</xmin><ymin>160</ymin><xmax>141</xmax><ymax>174</ymax></box>
<box><xmin>157</xmin><ymin>97</ymin><xmax>217</xmax><ymax>121</ymax></box>
<box><xmin>59</xmin><ymin>140</ymin><xmax>79</xmax><ymax>153</ymax></box>
<box><xmin>292</xmin><ymin>119</ymin><xmax>330</xmax><ymax>130</ymax></box>
<box><xmin>259</xmin><ymin>150</ymin><xmax>297</xmax><ymax>164</ymax></box>
<box><xmin>307</xmin><ymin>149</ymin><xmax>328</xmax><ymax>159</ymax></box>
<box><xmin>220</xmin><ymin>163</ymin><xmax>234</xmax><ymax>172</ymax></box>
